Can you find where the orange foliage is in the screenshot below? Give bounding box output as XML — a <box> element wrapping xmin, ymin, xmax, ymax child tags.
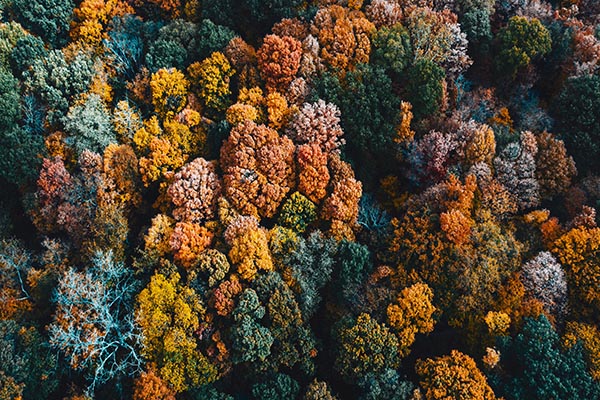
<box><xmin>220</xmin><ymin>120</ymin><xmax>295</xmax><ymax>218</ymax></box>
<box><xmin>297</xmin><ymin>143</ymin><xmax>330</xmax><ymax>204</ymax></box>
<box><xmin>133</xmin><ymin>368</ymin><xmax>176</xmax><ymax>400</ymax></box>
<box><xmin>257</xmin><ymin>35</ymin><xmax>302</xmax><ymax>93</ymax></box>
<box><xmin>311</xmin><ymin>5</ymin><xmax>375</xmax><ymax>72</ymax></box>
<box><xmin>416</xmin><ymin>350</ymin><xmax>498</xmax><ymax>400</ymax></box>
<box><xmin>169</xmin><ymin>222</ymin><xmax>213</xmax><ymax>268</ymax></box>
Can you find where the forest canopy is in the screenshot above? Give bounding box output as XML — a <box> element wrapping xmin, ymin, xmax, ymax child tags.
<box><xmin>0</xmin><ymin>0</ymin><xmax>600</xmax><ymax>399</ymax></box>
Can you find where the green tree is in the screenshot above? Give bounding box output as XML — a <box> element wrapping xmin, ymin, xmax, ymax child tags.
<box><xmin>230</xmin><ymin>288</ymin><xmax>274</xmax><ymax>364</ymax></box>
<box><xmin>371</xmin><ymin>24</ymin><xmax>412</xmax><ymax>75</ymax></box>
<box><xmin>11</xmin><ymin>0</ymin><xmax>73</xmax><ymax>47</ymax></box>
<box><xmin>252</xmin><ymin>373</ymin><xmax>300</xmax><ymax>400</ymax></box>
<box><xmin>313</xmin><ymin>63</ymin><xmax>400</xmax><ymax>154</ymax></box>
<box><xmin>9</xmin><ymin>35</ymin><xmax>47</xmax><ymax>76</ymax></box>
<box><xmin>404</xmin><ymin>59</ymin><xmax>445</xmax><ymax>120</ymax></box>
<box><xmin>64</xmin><ymin>94</ymin><xmax>116</xmax><ymax>155</ymax></box>
<box><xmin>495</xmin><ymin>16</ymin><xmax>551</xmax><ymax>79</ymax></box>
<box><xmin>334</xmin><ymin>313</ymin><xmax>401</xmax><ymax>381</ymax></box>
<box><xmin>489</xmin><ymin>316</ymin><xmax>600</xmax><ymax>400</ymax></box>
<box><xmin>0</xmin><ymin>320</ymin><xmax>59</xmax><ymax>400</ymax></box>
<box><xmin>553</xmin><ymin>74</ymin><xmax>600</xmax><ymax>173</ymax></box>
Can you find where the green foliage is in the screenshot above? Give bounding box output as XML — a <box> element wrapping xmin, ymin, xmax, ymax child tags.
<box><xmin>336</xmin><ymin>240</ymin><xmax>373</xmax><ymax>305</ymax></box>
<box><xmin>252</xmin><ymin>373</ymin><xmax>300</xmax><ymax>400</ymax></box>
<box><xmin>358</xmin><ymin>369</ymin><xmax>416</xmax><ymax>400</ymax></box>
<box><xmin>11</xmin><ymin>0</ymin><xmax>74</xmax><ymax>47</ymax></box>
<box><xmin>230</xmin><ymin>289</ymin><xmax>274</xmax><ymax>364</ymax></box>
<box><xmin>490</xmin><ymin>316</ymin><xmax>600</xmax><ymax>400</ymax></box>
<box><xmin>0</xmin><ymin>68</ymin><xmax>20</xmax><ymax>129</ymax></box>
<box><xmin>335</xmin><ymin>313</ymin><xmax>401</xmax><ymax>382</ymax></box>
<box><xmin>287</xmin><ymin>231</ymin><xmax>337</xmax><ymax>317</ymax></box>
<box><xmin>278</xmin><ymin>192</ymin><xmax>317</xmax><ymax>234</ymax></box>
<box><xmin>404</xmin><ymin>59</ymin><xmax>445</xmax><ymax>120</ymax></box>
<box><xmin>495</xmin><ymin>16</ymin><xmax>552</xmax><ymax>78</ymax></box>
<box><xmin>371</xmin><ymin>24</ymin><xmax>412</xmax><ymax>75</ymax></box>
<box><xmin>24</xmin><ymin>50</ymin><xmax>95</xmax><ymax>125</ymax></box>
<box><xmin>64</xmin><ymin>94</ymin><xmax>116</xmax><ymax>155</ymax></box>
<box><xmin>0</xmin><ymin>125</ymin><xmax>44</xmax><ymax>186</ymax></box>
<box><xmin>197</xmin><ymin>19</ymin><xmax>236</xmax><ymax>61</ymax></box>
<box><xmin>313</xmin><ymin>64</ymin><xmax>400</xmax><ymax>154</ymax></box>
<box><xmin>10</xmin><ymin>35</ymin><xmax>48</xmax><ymax>76</ymax></box>
<box><xmin>0</xmin><ymin>320</ymin><xmax>59</xmax><ymax>400</ymax></box>
<box><xmin>553</xmin><ymin>74</ymin><xmax>600</xmax><ymax>172</ymax></box>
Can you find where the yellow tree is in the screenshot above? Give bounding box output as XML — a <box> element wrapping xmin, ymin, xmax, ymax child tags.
<box><xmin>387</xmin><ymin>283</ymin><xmax>436</xmax><ymax>357</ymax></box>
<box><xmin>553</xmin><ymin>226</ymin><xmax>600</xmax><ymax>317</ymax></box>
<box><xmin>416</xmin><ymin>350</ymin><xmax>498</xmax><ymax>400</ymax></box>
<box><xmin>188</xmin><ymin>52</ymin><xmax>234</xmax><ymax>116</ymax></box>
<box><xmin>136</xmin><ymin>272</ymin><xmax>217</xmax><ymax>392</ymax></box>
<box><xmin>150</xmin><ymin>68</ymin><xmax>189</xmax><ymax>119</ymax></box>
<box><xmin>224</xmin><ymin>216</ymin><xmax>274</xmax><ymax>281</ymax></box>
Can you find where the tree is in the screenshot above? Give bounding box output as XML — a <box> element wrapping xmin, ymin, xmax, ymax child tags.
<box><xmin>297</xmin><ymin>144</ymin><xmax>330</xmax><ymax>204</ymax></box>
<box><xmin>386</xmin><ymin>283</ymin><xmax>436</xmax><ymax>357</ymax></box>
<box><xmin>416</xmin><ymin>350</ymin><xmax>497</xmax><ymax>400</ymax></box>
<box><xmin>0</xmin><ymin>239</ymin><xmax>33</xmax><ymax>320</ymax></box>
<box><xmin>553</xmin><ymin>226</ymin><xmax>600</xmax><ymax>317</ymax></box>
<box><xmin>49</xmin><ymin>251</ymin><xmax>142</xmax><ymax>391</ymax></box>
<box><xmin>11</xmin><ymin>0</ymin><xmax>74</xmax><ymax>47</ymax></box>
<box><xmin>490</xmin><ymin>316</ymin><xmax>600</xmax><ymax>400</ymax></box>
<box><xmin>224</xmin><ymin>216</ymin><xmax>274</xmax><ymax>281</ymax></box>
<box><xmin>9</xmin><ymin>34</ymin><xmax>47</xmax><ymax>76</ymax></box>
<box><xmin>169</xmin><ymin>221</ymin><xmax>213</xmax><ymax>269</ymax></box>
<box><xmin>278</xmin><ymin>192</ymin><xmax>317</xmax><ymax>234</ymax></box>
<box><xmin>188</xmin><ymin>52</ymin><xmax>234</xmax><ymax>117</ymax></box>
<box><xmin>253</xmin><ymin>272</ymin><xmax>318</xmax><ymax>374</ymax></box>
<box><xmin>564</xmin><ymin>322</ymin><xmax>600</xmax><ymax>381</ymax></box>
<box><xmin>136</xmin><ymin>271</ymin><xmax>217</xmax><ymax>392</ymax></box>
<box><xmin>371</xmin><ymin>24</ymin><xmax>412</xmax><ymax>75</ymax></box>
<box><xmin>220</xmin><ymin>120</ymin><xmax>295</xmax><ymax>218</ymax></box>
<box><xmin>24</xmin><ymin>50</ymin><xmax>95</xmax><ymax>125</ymax></box>
<box><xmin>0</xmin><ymin>320</ymin><xmax>58</xmax><ymax>400</ymax></box>
<box><xmin>494</xmin><ymin>131</ymin><xmax>540</xmax><ymax>211</ymax></box>
<box><xmin>133</xmin><ymin>369</ymin><xmax>176</xmax><ymax>400</ymax></box>
<box><xmin>64</xmin><ymin>94</ymin><xmax>116</xmax><ymax>155</ymax></box>
<box><xmin>495</xmin><ymin>16</ymin><xmax>551</xmax><ymax>78</ymax></box>
<box><xmin>229</xmin><ymin>288</ymin><xmax>274</xmax><ymax>364</ymax></box>
<box><xmin>167</xmin><ymin>158</ymin><xmax>221</xmax><ymax>224</ymax></box>
<box><xmin>553</xmin><ymin>74</ymin><xmax>600</xmax><ymax>173</ymax></box>
<box><xmin>313</xmin><ymin>63</ymin><xmax>400</xmax><ymax>153</ymax></box>
<box><xmin>257</xmin><ymin>34</ymin><xmax>302</xmax><ymax>93</ymax></box>
<box><xmin>252</xmin><ymin>373</ymin><xmax>299</xmax><ymax>400</ymax></box>
<box><xmin>321</xmin><ymin>154</ymin><xmax>362</xmax><ymax>228</ymax></box>
<box><xmin>520</xmin><ymin>252</ymin><xmax>567</xmax><ymax>319</ymax></box>
<box><xmin>310</xmin><ymin>5</ymin><xmax>375</xmax><ymax>73</ymax></box>
<box><xmin>286</xmin><ymin>99</ymin><xmax>345</xmax><ymax>153</ymax></box>
<box><xmin>304</xmin><ymin>379</ymin><xmax>337</xmax><ymax>400</ymax></box>
<box><xmin>150</xmin><ymin>68</ymin><xmax>189</xmax><ymax>118</ymax></box>
<box><xmin>335</xmin><ymin>313</ymin><xmax>401</xmax><ymax>381</ymax></box>
<box><xmin>404</xmin><ymin>59</ymin><xmax>445</xmax><ymax>120</ymax></box>
<box><xmin>535</xmin><ymin>132</ymin><xmax>576</xmax><ymax>200</ymax></box>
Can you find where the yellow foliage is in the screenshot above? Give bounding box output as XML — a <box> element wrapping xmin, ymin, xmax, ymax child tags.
<box><xmin>228</xmin><ymin>227</ymin><xmax>274</xmax><ymax>281</ymax></box>
<box><xmin>416</xmin><ymin>350</ymin><xmax>497</xmax><ymax>400</ymax></box>
<box><xmin>553</xmin><ymin>227</ymin><xmax>600</xmax><ymax>314</ymax></box>
<box><xmin>387</xmin><ymin>283</ymin><xmax>436</xmax><ymax>357</ymax></box>
<box><xmin>150</xmin><ymin>68</ymin><xmax>189</xmax><ymax>118</ymax></box>
<box><xmin>139</xmin><ymin>137</ymin><xmax>186</xmax><ymax>186</ymax></box>
<box><xmin>114</xmin><ymin>101</ymin><xmax>143</xmax><ymax>143</ymax></box>
<box><xmin>226</xmin><ymin>103</ymin><xmax>259</xmax><ymax>125</ymax></box>
<box><xmin>266</xmin><ymin>91</ymin><xmax>294</xmax><ymax>130</ymax></box>
<box><xmin>465</xmin><ymin>124</ymin><xmax>496</xmax><ymax>165</ymax></box>
<box><xmin>484</xmin><ymin>311</ymin><xmax>511</xmax><ymax>336</ymax></box>
<box><xmin>136</xmin><ymin>271</ymin><xmax>217</xmax><ymax>392</ymax></box>
<box><xmin>395</xmin><ymin>101</ymin><xmax>415</xmax><ymax>144</ymax></box>
<box><xmin>144</xmin><ymin>214</ymin><xmax>175</xmax><ymax>258</ymax></box>
<box><xmin>564</xmin><ymin>321</ymin><xmax>600</xmax><ymax>380</ymax></box>
<box><xmin>188</xmin><ymin>52</ymin><xmax>234</xmax><ymax>113</ymax></box>
<box><xmin>482</xmin><ymin>347</ymin><xmax>501</xmax><ymax>369</ymax></box>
